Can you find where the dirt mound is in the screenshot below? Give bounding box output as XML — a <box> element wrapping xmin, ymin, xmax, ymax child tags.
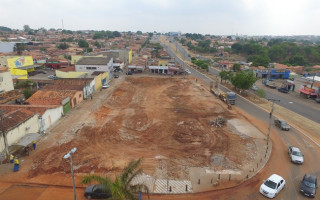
<box><xmin>28</xmin><ymin>77</ymin><xmax>252</xmax><ymax>180</ymax></box>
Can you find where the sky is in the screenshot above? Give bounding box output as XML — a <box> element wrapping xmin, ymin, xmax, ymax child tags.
<box><xmin>1</xmin><ymin>0</ymin><xmax>320</xmax><ymax>35</ymax></box>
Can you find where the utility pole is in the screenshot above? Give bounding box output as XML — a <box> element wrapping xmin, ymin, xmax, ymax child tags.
<box><xmin>63</xmin><ymin>147</ymin><xmax>77</xmax><ymax>200</ymax></box>
<box><xmin>266</xmin><ymin>99</ymin><xmax>280</xmax><ymax>145</ymax></box>
<box><xmin>0</xmin><ymin>110</ymin><xmax>9</xmax><ymax>159</ymax></box>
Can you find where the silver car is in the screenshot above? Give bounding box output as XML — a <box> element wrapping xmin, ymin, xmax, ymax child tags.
<box><xmin>288</xmin><ymin>146</ymin><xmax>304</xmax><ymax>164</ymax></box>
<box><xmin>274</xmin><ymin>119</ymin><xmax>290</xmax><ymax>131</ymax></box>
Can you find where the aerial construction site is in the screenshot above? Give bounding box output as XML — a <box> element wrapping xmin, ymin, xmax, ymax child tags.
<box><xmin>0</xmin><ymin>76</ymin><xmax>268</xmax><ymax>197</ymax></box>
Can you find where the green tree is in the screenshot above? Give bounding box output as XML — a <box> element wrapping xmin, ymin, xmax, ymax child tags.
<box><xmin>81</xmin><ymin>158</ymin><xmax>149</xmax><ymax>200</ymax></box>
<box><xmin>180</xmin><ymin>38</ymin><xmax>186</xmax><ymax>45</ymax></box>
<box><xmin>14</xmin><ymin>43</ymin><xmax>26</xmax><ymax>55</ymax></box>
<box><xmin>231</xmin><ymin>71</ymin><xmax>257</xmax><ymax>90</ymax></box>
<box><xmin>248</xmin><ymin>55</ymin><xmax>270</xmax><ymax>67</ymax></box>
<box><xmin>288</xmin><ymin>55</ymin><xmax>306</xmax><ymax>66</ymax></box>
<box><xmin>148</xmin><ymin>32</ymin><xmax>153</xmax><ymax>37</ymax></box>
<box><xmin>255</xmin><ymin>89</ymin><xmax>266</xmax><ymax>98</ymax></box>
<box><xmin>23</xmin><ymin>25</ymin><xmax>31</xmax><ymax>32</ymax></box>
<box><xmin>78</xmin><ymin>39</ymin><xmax>89</xmax><ymax>48</ymax></box>
<box><xmin>86</xmin><ymin>47</ymin><xmax>93</xmax><ymax>53</ymax></box>
<box><xmin>66</xmin><ymin>37</ymin><xmax>74</xmax><ymax>42</ymax></box>
<box><xmin>113</xmin><ymin>31</ymin><xmax>121</xmax><ymax>37</ymax></box>
<box><xmin>57</xmin><ymin>42</ymin><xmax>69</xmax><ymax>50</ymax></box>
<box><xmin>219</xmin><ymin>71</ymin><xmax>233</xmax><ymax>83</ymax></box>
<box><xmin>23</xmin><ymin>88</ymin><xmax>34</xmax><ymax>99</ymax></box>
<box><xmin>232</xmin><ymin>63</ymin><xmax>241</xmax><ymax>72</ymax></box>
<box><xmin>94</xmin><ymin>41</ymin><xmax>101</xmax><ymax>48</ymax></box>
<box><xmin>136</xmin><ymin>31</ymin><xmax>142</xmax><ymax>35</ymax></box>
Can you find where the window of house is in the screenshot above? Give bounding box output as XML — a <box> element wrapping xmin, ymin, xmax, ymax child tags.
<box><xmin>79</xmin><ymin>94</ymin><xmax>81</xmax><ymax>98</ymax></box>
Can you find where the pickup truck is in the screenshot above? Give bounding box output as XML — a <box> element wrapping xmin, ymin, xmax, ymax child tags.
<box><xmin>267</xmin><ymin>82</ymin><xmax>277</xmax><ymax>89</ymax></box>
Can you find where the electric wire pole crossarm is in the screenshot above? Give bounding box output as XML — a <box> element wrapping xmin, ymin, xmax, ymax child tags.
<box><xmin>266</xmin><ymin>98</ymin><xmax>280</xmax><ymax>145</ymax></box>
<box><xmin>63</xmin><ymin>147</ymin><xmax>77</xmax><ymax>200</ymax></box>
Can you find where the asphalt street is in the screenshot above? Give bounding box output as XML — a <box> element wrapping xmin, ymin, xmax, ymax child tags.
<box><xmin>165</xmin><ymin>37</ymin><xmax>320</xmax><ymax>124</ymax></box>
<box><xmin>159</xmin><ymin>36</ymin><xmax>320</xmax><ymax>199</ymax></box>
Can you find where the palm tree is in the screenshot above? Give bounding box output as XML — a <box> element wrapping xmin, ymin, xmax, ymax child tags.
<box><xmin>81</xmin><ymin>158</ymin><xmax>149</xmax><ymax>200</ymax></box>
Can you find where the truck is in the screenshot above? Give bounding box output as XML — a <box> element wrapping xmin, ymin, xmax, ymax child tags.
<box><xmin>227</xmin><ymin>92</ymin><xmax>236</xmax><ymax>105</ymax></box>
<box><xmin>263</xmin><ymin>80</ymin><xmax>277</xmax><ymax>89</ymax></box>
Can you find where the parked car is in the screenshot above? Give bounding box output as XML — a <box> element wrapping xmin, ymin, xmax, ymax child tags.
<box><xmin>274</xmin><ymin>119</ymin><xmax>290</xmax><ymax>131</ymax></box>
<box><xmin>48</xmin><ymin>75</ymin><xmax>59</xmax><ymax>80</ymax></box>
<box><xmin>252</xmin><ymin>85</ymin><xmax>258</xmax><ymax>91</ymax></box>
<box><xmin>260</xmin><ymin>174</ymin><xmax>286</xmax><ymax>198</ymax></box>
<box><xmin>300</xmin><ymin>174</ymin><xmax>317</xmax><ymax>198</ymax></box>
<box><xmin>288</xmin><ymin>146</ymin><xmax>304</xmax><ymax>164</ymax></box>
<box><xmin>114</xmin><ymin>74</ymin><xmax>119</xmax><ymax>78</ymax></box>
<box><xmin>126</xmin><ymin>71</ymin><xmax>133</xmax><ymax>75</ymax></box>
<box><xmin>84</xmin><ymin>184</ymin><xmax>112</xmax><ymax>199</ymax></box>
<box><xmin>315</xmin><ymin>98</ymin><xmax>320</xmax><ymax>103</ymax></box>
<box><xmin>278</xmin><ymin>87</ymin><xmax>289</xmax><ymax>93</ymax></box>
<box><xmin>102</xmin><ymin>83</ymin><xmax>110</xmax><ymax>89</ymax></box>
<box><xmin>39</xmin><ymin>70</ymin><xmax>47</xmax><ymax>74</ymax></box>
<box><xmin>185</xmin><ymin>69</ymin><xmax>191</xmax><ymax>74</ymax></box>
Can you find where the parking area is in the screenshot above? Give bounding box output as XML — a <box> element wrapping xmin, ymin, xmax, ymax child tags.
<box><xmin>28</xmin><ymin>68</ymin><xmax>56</xmax><ymax>80</ymax></box>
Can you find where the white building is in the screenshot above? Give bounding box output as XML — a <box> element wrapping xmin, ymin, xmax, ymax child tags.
<box><xmin>75</xmin><ymin>57</ymin><xmax>113</xmax><ymax>78</ymax></box>
<box><xmin>0</xmin><ymin>69</ymin><xmax>14</xmax><ymax>92</ymax></box>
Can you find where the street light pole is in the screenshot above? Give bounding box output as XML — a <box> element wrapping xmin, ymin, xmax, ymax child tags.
<box><xmin>64</xmin><ymin>147</ymin><xmax>77</xmax><ymax>200</ymax></box>
<box><xmin>266</xmin><ymin>99</ymin><xmax>280</xmax><ymax>145</ymax></box>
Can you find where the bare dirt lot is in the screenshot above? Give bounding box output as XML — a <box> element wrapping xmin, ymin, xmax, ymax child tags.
<box><xmin>0</xmin><ymin>76</ymin><xmax>268</xmax><ymax>198</ymax></box>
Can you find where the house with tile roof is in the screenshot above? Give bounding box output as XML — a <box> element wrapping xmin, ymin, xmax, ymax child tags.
<box><xmin>0</xmin><ymin>108</ymin><xmax>39</xmax><ymax>154</ymax></box>
<box><xmin>25</xmin><ymin>89</ymin><xmax>81</xmax><ymax>114</ymax></box>
<box><xmin>44</xmin><ymin>78</ymin><xmax>91</xmax><ymax>100</ymax></box>
<box><xmin>0</xmin><ymin>104</ymin><xmax>63</xmax><ymax>133</ymax></box>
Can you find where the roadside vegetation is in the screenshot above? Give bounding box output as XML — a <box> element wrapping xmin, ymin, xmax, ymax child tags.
<box><xmin>191</xmin><ymin>57</ymin><xmax>209</xmax><ymax>70</ymax></box>
<box><xmin>81</xmin><ymin>158</ymin><xmax>149</xmax><ymax>200</ymax></box>
<box><xmin>15</xmin><ymin>80</ymin><xmax>35</xmax><ymax>99</ymax></box>
<box><xmin>231</xmin><ymin>39</ymin><xmax>320</xmax><ymax>67</ymax></box>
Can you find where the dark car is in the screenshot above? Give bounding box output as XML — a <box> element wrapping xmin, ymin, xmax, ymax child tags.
<box><xmin>274</xmin><ymin>119</ymin><xmax>290</xmax><ymax>131</ymax></box>
<box><xmin>300</xmin><ymin>174</ymin><xmax>317</xmax><ymax>198</ymax></box>
<box><xmin>315</xmin><ymin>98</ymin><xmax>320</xmax><ymax>103</ymax></box>
<box><xmin>278</xmin><ymin>88</ymin><xmax>289</xmax><ymax>93</ymax></box>
<box><xmin>114</xmin><ymin>74</ymin><xmax>119</xmax><ymax>78</ymax></box>
<box><xmin>84</xmin><ymin>184</ymin><xmax>111</xmax><ymax>199</ymax></box>
<box><xmin>126</xmin><ymin>71</ymin><xmax>133</xmax><ymax>75</ymax></box>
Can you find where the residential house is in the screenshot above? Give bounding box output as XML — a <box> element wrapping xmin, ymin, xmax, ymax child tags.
<box><xmin>75</xmin><ymin>56</ymin><xmax>113</xmax><ymax>78</ymax></box>
<box><xmin>0</xmin><ymin>104</ymin><xmax>63</xmax><ymax>133</ymax></box>
<box><xmin>25</xmin><ymin>90</ymin><xmax>81</xmax><ymax>114</ymax></box>
<box><xmin>44</xmin><ymin>78</ymin><xmax>92</xmax><ymax>100</ymax></box>
<box><xmin>0</xmin><ymin>108</ymin><xmax>39</xmax><ymax>154</ymax></box>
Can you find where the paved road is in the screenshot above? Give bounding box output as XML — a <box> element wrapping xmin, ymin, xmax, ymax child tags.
<box><xmin>159</xmin><ymin>37</ymin><xmax>320</xmax><ymax>199</ymax></box>
<box><xmin>163</xmin><ymin>36</ymin><xmax>320</xmax><ymax>123</ymax></box>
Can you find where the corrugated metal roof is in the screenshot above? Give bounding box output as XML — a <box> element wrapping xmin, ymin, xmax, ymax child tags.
<box><xmin>76</xmin><ymin>57</ymin><xmax>111</xmax><ymax>65</ymax></box>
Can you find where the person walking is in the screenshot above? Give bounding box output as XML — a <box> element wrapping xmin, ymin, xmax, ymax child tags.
<box><xmin>10</xmin><ymin>154</ymin><xmax>14</xmax><ymax>163</ymax></box>
<box><xmin>13</xmin><ymin>157</ymin><xmax>19</xmax><ymax>172</ymax></box>
<box><xmin>32</xmin><ymin>141</ymin><xmax>37</xmax><ymax>150</ymax></box>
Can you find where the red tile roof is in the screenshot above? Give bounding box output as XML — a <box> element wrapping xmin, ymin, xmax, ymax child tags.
<box><xmin>0</xmin><ymin>108</ymin><xmax>35</xmax><ymax>132</ymax></box>
<box><xmin>25</xmin><ymin>90</ymin><xmax>77</xmax><ymax>105</ymax></box>
<box><xmin>0</xmin><ymin>105</ymin><xmax>60</xmax><ymax>117</ymax></box>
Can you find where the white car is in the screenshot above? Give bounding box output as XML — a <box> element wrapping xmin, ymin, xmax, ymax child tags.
<box><xmin>288</xmin><ymin>146</ymin><xmax>304</xmax><ymax>164</ymax></box>
<box><xmin>260</xmin><ymin>174</ymin><xmax>285</xmax><ymax>198</ymax></box>
<box><xmin>185</xmin><ymin>69</ymin><xmax>191</xmax><ymax>74</ymax></box>
<box><xmin>102</xmin><ymin>83</ymin><xmax>110</xmax><ymax>89</ymax></box>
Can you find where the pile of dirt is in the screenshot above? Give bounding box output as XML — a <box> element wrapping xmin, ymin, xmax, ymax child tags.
<box><xmin>28</xmin><ymin>77</ymin><xmax>255</xmax><ymax>180</ymax></box>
